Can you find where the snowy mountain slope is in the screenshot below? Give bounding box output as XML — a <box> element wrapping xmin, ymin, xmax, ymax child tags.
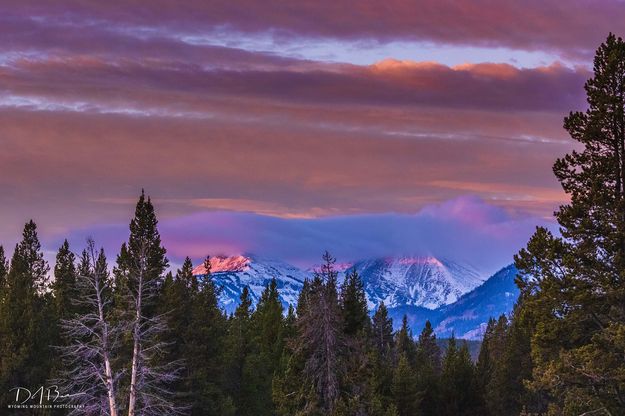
<box><xmin>432</xmin><ymin>264</ymin><xmax>519</xmax><ymax>339</ymax></box>
<box><xmin>191</xmin><ymin>255</ymin><xmax>518</xmax><ymax>340</ymax></box>
<box><xmin>193</xmin><ymin>254</ymin><xmax>484</xmax><ymax>313</ymax></box>
<box><xmin>349</xmin><ymin>256</ymin><xmax>484</xmax><ymax>309</ymax></box>
<box><xmin>386</xmin><ymin>265</ymin><xmax>519</xmax><ymax>340</ymax></box>
<box><xmin>192</xmin><ymin>254</ymin><xmax>307</xmax><ymax>313</ymax></box>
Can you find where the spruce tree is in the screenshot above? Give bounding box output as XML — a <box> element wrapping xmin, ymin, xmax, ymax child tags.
<box><xmin>416</xmin><ymin>321</ymin><xmax>441</xmax><ymax>416</ymax></box>
<box><xmin>440</xmin><ymin>337</ymin><xmax>482</xmax><ymax>416</ymax></box>
<box><xmin>159</xmin><ymin>257</ymin><xmax>197</xmax><ymax>364</ymax></box>
<box><xmin>53</xmin><ymin>239</ymin><xmax>78</xmax><ymax>320</ymax></box>
<box><xmin>369</xmin><ymin>302</ymin><xmax>395</xmax><ymax>412</ymax></box>
<box><xmin>391</xmin><ymin>353</ymin><xmax>420</xmax><ymax>416</ymax></box>
<box><xmin>371</xmin><ymin>302</ymin><xmax>394</xmax><ymax>358</ymax></box>
<box><xmin>0</xmin><ymin>221</ymin><xmax>53</xmax><ymax>408</ymax></box>
<box><xmin>186</xmin><ymin>255</ymin><xmax>234</xmax><ymax>416</ymax></box>
<box><xmin>515</xmin><ymin>33</ymin><xmax>625</xmax><ymax>414</ymax></box>
<box><xmin>0</xmin><ymin>245</ymin><xmax>7</xmax><ymax>294</ymax></box>
<box><xmin>302</xmin><ymin>251</ymin><xmax>345</xmax><ymax>413</ymax></box>
<box><xmin>113</xmin><ymin>191</ymin><xmax>180</xmax><ymax>415</ymax></box>
<box><xmin>395</xmin><ymin>315</ymin><xmax>417</xmax><ymax>366</ymax></box>
<box><xmin>242</xmin><ymin>279</ymin><xmax>285</xmax><ymax>416</ymax></box>
<box><xmin>339</xmin><ymin>269</ymin><xmax>373</xmax><ymax>414</ymax></box>
<box><xmin>276</xmin><ymin>252</ymin><xmax>346</xmax><ymax>414</ymax></box>
<box><xmin>224</xmin><ymin>286</ymin><xmax>253</xmax><ymax>413</ymax></box>
<box><xmin>340</xmin><ymin>269</ymin><xmax>369</xmax><ymax>336</ymax></box>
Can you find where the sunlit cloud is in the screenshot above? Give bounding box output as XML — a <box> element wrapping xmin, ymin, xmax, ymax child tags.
<box><xmin>0</xmin><ymin>1</ymin><xmax>608</xmax><ymax>271</ymax></box>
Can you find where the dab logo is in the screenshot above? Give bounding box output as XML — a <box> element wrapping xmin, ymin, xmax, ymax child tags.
<box><xmin>7</xmin><ymin>385</ymin><xmax>83</xmax><ymax>410</ymax></box>
<box><xmin>10</xmin><ymin>385</ymin><xmax>60</xmax><ymax>405</ymax></box>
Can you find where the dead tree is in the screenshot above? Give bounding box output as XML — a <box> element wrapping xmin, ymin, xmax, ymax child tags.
<box><xmin>126</xmin><ymin>241</ymin><xmax>184</xmax><ymax>416</ymax></box>
<box><xmin>58</xmin><ymin>239</ymin><xmax>120</xmax><ymax>416</ymax></box>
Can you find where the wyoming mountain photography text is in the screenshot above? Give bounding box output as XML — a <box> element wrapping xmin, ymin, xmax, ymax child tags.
<box><xmin>0</xmin><ymin>1</ymin><xmax>624</xmax><ymax>416</ymax></box>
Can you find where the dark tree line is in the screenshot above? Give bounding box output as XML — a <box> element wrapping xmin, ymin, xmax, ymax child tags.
<box><xmin>0</xmin><ymin>195</ymin><xmax>503</xmax><ymax>415</ymax></box>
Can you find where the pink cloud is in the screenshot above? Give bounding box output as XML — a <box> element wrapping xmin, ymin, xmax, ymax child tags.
<box><xmin>1</xmin><ymin>1</ymin><xmax>622</xmax><ymax>59</ymax></box>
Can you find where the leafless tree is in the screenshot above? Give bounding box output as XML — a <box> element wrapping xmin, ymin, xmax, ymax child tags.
<box><xmin>58</xmin><ymin>238</ymin><xmax>184</xmax><ymax>416</ymax></box>
<box><xmin>57</xmin><ymin>239</ymin><xmax>121</xmax><ymax>416</ymax></box>
<box><xmin>125</xmin><ymin>241</ymin><xmax>184</xmax><ymax>416</ymax></box>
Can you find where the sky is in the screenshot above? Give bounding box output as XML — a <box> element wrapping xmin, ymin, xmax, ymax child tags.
<box><xmin>0</xmin><ymin>1</ymin><xmax>620</xmax><ymax>273</ymax></box>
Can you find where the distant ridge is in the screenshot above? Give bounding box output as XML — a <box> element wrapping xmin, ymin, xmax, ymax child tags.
<box><xmin>193</xmin><ymin>255</ymin><xmax>519</xmax><ymax>339</ymax></box>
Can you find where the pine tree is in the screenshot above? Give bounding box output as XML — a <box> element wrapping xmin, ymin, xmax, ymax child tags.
<box><xmin>440</xmin><ymin>337</ymin><xmax>482</xmax><ymax>416</ymax></box>
<box><xmin>113</xmin><ymin>191</ymin><xmax>180</xmax><ymax>416</ymax></box>
<box><xmin>158</xmin><ymin>256</ymin><xmax>198</xmax><ymax>408</ymax></box>
<box><xmin>0</xmin><ymin>245</ymin><xmax>7</xmax><ymax>294</ymax></box>
<box><xmin>477</xmin><ymin>315</ymin><xmax>513</xmax><ymax>415</ymax></box>
<box><xmin>0</xmin><ymin>221</ymin><xmax>53</xmax><ymax>408</ymax></box>
<box><xmin>339</xmin><ymin>269</ymin><xmax>372</xmax><ymax>414</ymax></box>
<box><xmin>395</xmin><ymin>315</ymin><xmax>417</xmax><ymax>366</ymax></box>
<box><xmin>185</xmin><ymin>255</ymin><xmax>234</xmax><ymax>416</ymax></box>
<box><xmin>53</xmin><ymin>239</ymin><xmax>78</xmax><ymax>320</ymax></box>
<box><xmin>241</xmin><ymin>279</ymin><xmax>285</xmax><ymax>416</ymax></box>
<box><xmin>276</xmin><ymin>252</ymin><xmax>346</xmax><ymax>415</ymax></box>
<box><xmin>160</xmin><ymin>257</ymin><xmax>198</xmax><ymax>360</ymax></box>
<box><xmin>223</xmin><ymin>286</ymin><xmax>253</xmax><ymax>413</ymax></box>
<box><xmin>515</xmin><ymin>34</ymin><xmax>625</xmax><ymax>414</ymax></box>
<box><xmin>273</xmin><ymin>302</ymin><xmax>303</xmax><ymax>416</ymax></box>
<box><xmin>340</xmin><ymin>269</ymin><xmax>370</xmax><ymax>336</ymax></box>
<box><xmin>371</xmin><ymin>302</ymin><xmax>394</xmax><ymax>358</ymax></box>
<box><xmin>369</xmin><ymin>302</ymin><xmax>395</xmax><ymax>412</ymax></box>
<box><xmin>476</xmin><ymin>318</ymin><xmax>497</xmax><ymax>390</ymax></box>
<box><xmin>391</xmin><ymin>353</ymin><xmax>420</xmax><ymax>416</ymax></box>
<box><xmin>415</xmin><ymin>321</ymin><xmax>441</xmax><ymax>416</ymax></box>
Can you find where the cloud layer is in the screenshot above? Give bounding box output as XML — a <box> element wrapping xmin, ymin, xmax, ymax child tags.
<box><xmin>53</xmin><ymin>196</ymin><xmax>553</xmax><ymax>275</ymax></box>
<box><xmin>0</xmin><ymin>1</ymin><xmax>609</xmax><ymax>269</ymax></box>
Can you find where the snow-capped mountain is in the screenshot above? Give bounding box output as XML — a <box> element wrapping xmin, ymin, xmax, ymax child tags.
<box><xmin>386</xmin><ymin>265</ymin><xmax>520</xmax><ymax>340</ymax></box>
<box><xmin>192</xmin><ymin>254</ymin><xmax>307</xmax><ymax>313</ymax></box>
<box><xmin>349</xmin><ymin>256</ymin><xmax>484</xmax><ymax>309</ymax></box>
<box><xmin>192</xmin><ymin>254</ymin><xmax>519</xmax><ymax>340</ymax></box>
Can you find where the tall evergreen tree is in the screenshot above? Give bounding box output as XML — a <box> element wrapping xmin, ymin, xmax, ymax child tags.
<box><xmin>53</xmin><ymin>239</ymin><xmax>78</xmax><ymax>320</ymax></box>
<box><xmin>276</xmin><ymin>252</ymin><xmax>346</xmax><ymax>415</ymax></box>
<box><xmin>0</xmin><ymin>221</ymin><xmax>53</xmax><ymax>408</ymax></box>
<box><xmin>371</xmin><ymin>302</ymin><xmax>394</xmax><ymax>358</ymax></box>
<box><xmin>415</xmin><ymin>321</ymin><xmax>441</xmax><ymax>416</ymax></box>
<box><xmin>395</xmin><ymin>315</ymin><xmax>417</xmax><ymax>366</ymax></box>
<box><xmin>368</xmin><ymin>302</ymin><xmax>395</xmax><ymax>413</ymax></box>
<box><xmin>477</xmin><ymin>315</ymin><xmax>513</xmax><ymax>415</ymax></box>
<box><xmin>339</xmin><ymin>269</ymin><xmax>372</xmax><ymax>414</ymax></box>
<box><xmin>242</xmin><ymin>279</ymin><xmax>285</xmax><ymax>416</ymax></box>
<box><xmin>159</xmin><ymin>257</ymin><xmax>197</xmax><ymax>361</ymax></box>
<box><xmin>0</xmin><ymin>245</ymin><xmax>7</xmax><ymax>294</ymax></box>
<box><xmin>340</xmin><ymin>269</ymin><xmax>369</xmax><ymax>336</ymax></box>
<box><xmin>515</xmin><ymin>33</ymin><xmax>625</xmax><ymax>414</ymax></box>
<box><xmin>113</xmin><ymin>191</ymin><xmax>179</xmax><ymax>416</ymax></box>
<box><xmin>185</xmin><ymin>255</ymin><xmax>234</xmax><ymax>416</ymax></box>
<box><xmin>391</xmin><ymin>353</ymin><xmax>420</xmax><ymax>416</ymax></box>
<box><xmin>440</xmin><ymin>337</ymin><xmax>482</xmax><ymax>416</ymax></box>
<box><xmin>224</xmin><ymin>286</ymin><xmax>253</xmax><ymax>413</ymax></box>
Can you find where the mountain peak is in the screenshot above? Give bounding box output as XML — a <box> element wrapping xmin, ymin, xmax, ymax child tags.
<box><xmin>192</xmin><ymin>254</ymin><xmax>251</xmax><ymax>275</ymax></box>
<box><xmin>351</xmin><ymin>255</ymin><xmax>484</xmax><ymax>309</ymax></box>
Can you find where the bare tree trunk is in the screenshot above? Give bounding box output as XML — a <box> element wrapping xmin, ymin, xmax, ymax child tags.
<box><xmin>96</xmin><ymin>270</ymin><xmax>118</xmax><ymax>416</ymax></box>
<box><xmin>128</xmin><ymin>267</ymin><xmax>143</xmax><ymax>416</ymax></box>
<box><xmin>58</xmin><ymin>239</ymin><xmax>121</xmax><ymax>416</ymax></box>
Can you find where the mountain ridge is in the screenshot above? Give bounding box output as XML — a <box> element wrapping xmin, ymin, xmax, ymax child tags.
<box><xmin>193</xmin><ymin>254</ymin><xmax>519</xmax><ymax>340</ymax></box>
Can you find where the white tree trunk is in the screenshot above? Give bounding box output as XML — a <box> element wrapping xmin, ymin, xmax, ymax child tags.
<box><xmin>127</xmin><ymin>269</ymin><xmax>143</xmax><ymax>416</ymax></box>
<box><xmin>96</xmin><ymin>276</ymin><xmax>118</xmax><ymax>416</ymax></box>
